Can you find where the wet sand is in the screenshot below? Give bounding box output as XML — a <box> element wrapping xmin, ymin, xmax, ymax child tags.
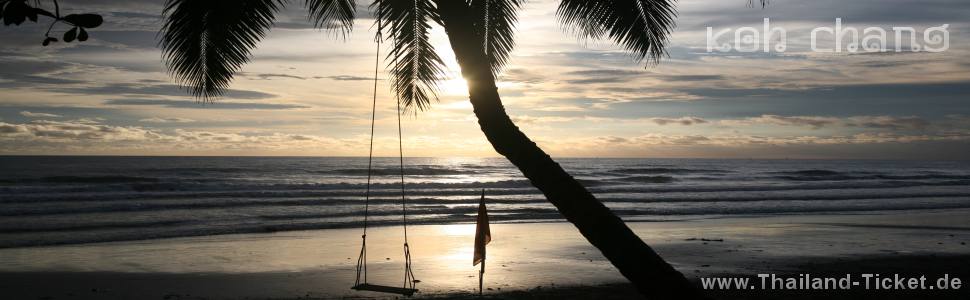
<box><xmin>2</xmin><ymin>208</ymin><xmax>969</xmax><ymax>299</ymax></box>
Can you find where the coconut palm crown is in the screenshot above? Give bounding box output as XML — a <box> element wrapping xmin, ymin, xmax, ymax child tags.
<box><xmin>159</xmin><ymin>0</ymin><xmax>677</xmax><ymax>108</ymax></box>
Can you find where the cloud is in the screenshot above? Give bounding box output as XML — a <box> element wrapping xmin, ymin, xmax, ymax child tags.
<box><xmin>722</xmin><ymin>115</ymin><xmax>840</xmax><ymax>129</ymax></box>
<box><xmin>563</xmin><ymin>69</ymin><xmax>645</xmax><ymax>84</ymax></box>
<box><xmin>719</xmin><ymin>115</ymin><xmax>931</xmax><ymax>131</ymax></box>
<box><xmin>0</xmin><ymin>59</ymin><xmax>86</xmax><ymax>88</ymax></box>
<box><xmin>679</xmin><ymin>82</ymin><xmax>970</xmax><ymax>103</ymax></box>
<box><xmin>0</xmin><ymin>75</ymin><xmax>85</xmax><ymax>86</ymax></box>
<box><xmin>510</xmin><ymin>115</ymin><xmax>578</xmax><ymax>124</ymax></box>
<box><xmin>532</xmin><ymin>130</ymin><xmax>970</xmax><ymax>159</ymax></box>
<box><xmin>657</xmin><ymin>75</ymin><xmax>725</xmax><ymax>82</ymax></box>
<box><xmin>0</xmin><ymin>59</ymin><xmax>73</xmax><ymax>75</ymax></box>
<box><xmin>139</xmin><ymin>117</ymin><xmax>196</xmax><ymax>123</ymax></box>
<box><xmin>316</xmin><ymin>75</ymin><xmax>375</xmax><ymax>81</ymax></box>
<box><xmin>104</xmin><ymin>99</ymin><xmax>308</xmax><ymax>110</ymax></box>
<box><xmin>240</xmin><ymin>71</ymin><xmax>377</xmax><ymax>81</ymax></box>
<box><xmin>648</xmin><ymin>116</ymin><xmax>709</xmax><ymax>126</ymax></box>
<box><xmin>586</xmin><ymin>132</ymin><xmax>970</xmax><ymax>148</ymax></box>
<box><xmin>565</xmin><ymin>70</ymin><xmax>645</xmax><ymax>77</ymax></box>
<box><xmin>0</xmin><ymin>123</ymin><xmax>29</xmax><ymax>134</ymax></box>
<box><xmin>71</xmin><ymin>118</ymin><xmax>106</xmax><ymax>124</ymax></box>
<box><xmin>565</xmin><ymin>71</ymin><xmax>724</xmax><ymax>84</ymax></box>
<box><xmin>846</xmin><ymin>116</ymin><xmax>929</xmax><ymax>130</ymax></box>
<box><xmin>0</xmin><ymin>120</ymin><xmax>155</xmax><ymax>141</ymax></box>
<box><xmin>20</xmin><ymin>111</ymin><xmax>63</xmax><ymax>118</ymax></box>
<box><xmin>49</xmin><ymin>83</ymin><xmax>276</xmax><ymax>99</ymax></box>
<box><xmin>0</xmin><ymin>120</ymin><xmax>354</xmax><ymax>153</ymax></box>
<box><xmin>499</xmin><ymin>68</ymin><xmax>547</xmax><ymax>84</ymax></box>
<box><xmin>246</xmin><ymin>73</ymin><xmax>308</xmax><ymax>80</ymax></box>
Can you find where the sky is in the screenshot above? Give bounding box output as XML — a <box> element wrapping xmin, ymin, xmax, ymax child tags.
<box><xmin>1</xmin><ymin>0</ymin><xmax>969</xmax><ymax>159</ymax></box>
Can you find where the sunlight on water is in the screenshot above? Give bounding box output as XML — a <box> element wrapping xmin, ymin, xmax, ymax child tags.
<box><xmin>0</xmin><ymin>223</ymin><xmax>628</xmax><ymax>295</ymax></box>
<box><xmin>438</xmin><ymin>223</ymin><xmax>477</xmax><ymax>236</ymax></box>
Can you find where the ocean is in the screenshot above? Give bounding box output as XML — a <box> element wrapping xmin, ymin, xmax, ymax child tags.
<box><xmin>1</xmin><ymin>156</ymin><xmax>969</xmax><ymax>248</ymax></box>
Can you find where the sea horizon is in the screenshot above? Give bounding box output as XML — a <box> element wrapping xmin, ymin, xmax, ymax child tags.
<box><xmin>2</xmin><ymin>154</ymin><xmax>969</xmax><ymax>162</ymax></box>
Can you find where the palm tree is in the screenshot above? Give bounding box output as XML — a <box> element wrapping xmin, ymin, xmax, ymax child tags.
<box><xmin>156</xmin><ymin>0</ymin><xmax>757</xmax><ymax>298</ymax></box>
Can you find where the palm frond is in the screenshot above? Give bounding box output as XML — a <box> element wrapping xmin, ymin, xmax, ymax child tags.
<box><xmin>372</xmin><ymin>0</ymin><xmax>445</xmax><ymax>112</ymax></box>
<box><xmin>557</xmin><ymin>0</ymin><xmax>677</xmax><ymax>65</ymax></box>
<box><xmin>306</xmin><ymin>0</ymin><xmax>356</xmax><ymax>35</ymax></box>
<box><xmin>160</xmin><ymin>0</ymin><xmax>284</xmax><ymax>100</ymax></box>
<box><xmin>468</xmin><ymin>0</ymin><xmax>524</xmax><ymax>75</ymax></box>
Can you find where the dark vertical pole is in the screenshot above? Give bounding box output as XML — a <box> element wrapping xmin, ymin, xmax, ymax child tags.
<box><xmin>479</xmin><ymin>258</ymin><xmax>485</xmax><ymax>295</ymax></box>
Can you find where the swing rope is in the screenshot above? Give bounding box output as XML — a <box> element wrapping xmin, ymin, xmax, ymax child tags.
<box><xmin>353</xmin><ymin>21</ymin><xmax>381</xmax><ymax>289</ymax></box>
<box><xmin>353</xmin><ymin>19</ymin><xmax>418</xmax><ymax>294</ymax></box>
<box><xmin>398</xmin><ymin>75</ymin><xmax>417</xmax><ymax>292</ymax></box>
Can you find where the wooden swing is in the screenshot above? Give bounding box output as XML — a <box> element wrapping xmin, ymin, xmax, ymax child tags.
<box><xmin>352</xmin><ymin>3</ymin><xmax>496</xmax><ymax>295</ymax></box>
<box><xmin>351</xmin><ymin>24</ymin><xmax>418</xmax><ymax>297</ymax></box>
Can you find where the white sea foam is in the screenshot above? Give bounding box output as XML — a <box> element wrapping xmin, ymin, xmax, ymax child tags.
<box><xmin>1</xmin><ymin>156</ymin><xmax>968</xmax><ymax>248</ymax></box>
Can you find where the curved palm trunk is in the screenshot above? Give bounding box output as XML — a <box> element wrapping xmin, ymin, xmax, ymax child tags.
<box><xmin>433</xmin><ymin>1</ymin><xmax>704</xmax><ymax>299</ymax></box>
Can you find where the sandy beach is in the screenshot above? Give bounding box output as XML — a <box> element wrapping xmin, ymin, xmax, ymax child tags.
<box><xmin>2</xmin><ymin>208</ymin><xmax>969</xmax><ymax>299</ymax></box>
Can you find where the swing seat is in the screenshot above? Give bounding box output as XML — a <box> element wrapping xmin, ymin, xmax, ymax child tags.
<box><xmin>352</xmin><ymin>283</ymin><xmax>418</xmax><ymax>296</ymax></box>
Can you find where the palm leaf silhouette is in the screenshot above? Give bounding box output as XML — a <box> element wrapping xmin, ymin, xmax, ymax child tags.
<box><xmin>372</xmin><ymin>0</ymin><xmax>445</xmax><ymax>112</ymax></box>
<box><xmin>159</xmin><ymin>0</ymin><xmax>688</xmax><ymax>109</ymax></box>
<box><xmin>468</xmin><ymin>0</ymin><xmax>524</xmax><ymax>75</ymax></box>
<box><xmin>160</xmin><ymin>0</ymin><xmax>286</xmax><ymax>100</ymax></box>
<box><xmin>306</xmin><ymin>0</ymin><xmax>357</xmax><ymax>36</ymax></box>
<box><xmin>161</xmin><ymin>0</ymin><xmax>356</xmax><ymax>100</ymax></box>
<box><xmin>557</xmin><ymin>0</ymin><xmax>677</xmax><ymax>64</ymax></box>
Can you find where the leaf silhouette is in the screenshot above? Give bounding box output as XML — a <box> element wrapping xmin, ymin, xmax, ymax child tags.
<box><xmin>468</xmin><ymin>0</ymin><xmax>524</xmax><ymax>75</ymax></box>
<box><xmin>373</xmin><ymin>0</ymin><xmax>445</xmax><ymax>112</ymax></box>
<box><xmin>64</xmin><ymin>13</ymin><xmax>103</xmax><ymax>28</ymax></box>
<box><xmin>78</xmin><ymin>27</ymin><xmax>89</xmax><ymax>41</ymax></box>
<box><xmin>305</xmin><ymin>0</ymin><xmax>356</xmax><ymax>36</ymax></box>
<box><xmin>3</xmin><ymin>1</ymin><xmax>29</xmax><ymax>25</ymax></box>
<box><xmin>25</xmin><ymin>5</ymin><xmax>37</xmax><ymax>22</ymax></box>
<box><xmin>160</xmin><ymin>0</ymin><xmax>284</xmax><ymax>99</ymax></box>
<box><xmin>63</xmin><ymin>27</ymin><xmax>77</xmax><ymax>42</ymax></box>
<box><xmin>557</xmin><ymin>0</ymin><xmax>678</xmax><ymax>65</ymax></box>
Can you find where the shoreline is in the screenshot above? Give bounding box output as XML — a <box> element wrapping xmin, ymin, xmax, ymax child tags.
<box><xmin>3</xmin><ymin>208</ymin><xmax>964</xmax><ymax>250</ymax></box>
<box><xmin>2</xmin><ymin>209</ymin><xmax>969</xmax><ymax>299</ymax></box>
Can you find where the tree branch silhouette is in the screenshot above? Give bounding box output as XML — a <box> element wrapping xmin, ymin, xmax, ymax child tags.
<box><xmin>1</xmin><ymin>0</ymin><xmax>103</xmax><ymax>46</ymax></box>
